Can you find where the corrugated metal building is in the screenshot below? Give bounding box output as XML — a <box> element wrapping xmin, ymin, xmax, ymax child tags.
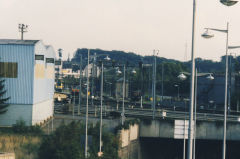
<box><xmin>0</xmin><ymin>39</ymin><xmax>55</xmax><ymax>126</ymax></box>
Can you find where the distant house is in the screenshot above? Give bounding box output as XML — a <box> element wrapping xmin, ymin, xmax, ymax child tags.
<box><xmin>83</xmin><ymin>63</ymin><xmax>100</xmax><ymax>78</ymax></box>
<box><xmin>0</xmin><ymin>39</ymin><xmax>55</xmax><ymax>126</ymax></box>
<box><xmin>61</xmin><ymin>68</ymin><xmax>80</xmax><ymax>78</ymax></box>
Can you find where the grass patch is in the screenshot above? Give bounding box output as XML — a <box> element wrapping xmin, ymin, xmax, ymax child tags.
<box><xmin>0</xmin><ymin>134</ymin><xmax>41</xmax><ymax>159</ymax></box>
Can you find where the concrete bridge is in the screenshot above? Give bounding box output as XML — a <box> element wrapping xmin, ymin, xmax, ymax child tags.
<box><xmin>54</xmin><ymin>102</ymin><xmax>240</xmax><ymax>141</ymax></box>
<box><xmin>140</xmin><ymin>119</ymin><xmax>240</xmax><ymax>141</ymax></box>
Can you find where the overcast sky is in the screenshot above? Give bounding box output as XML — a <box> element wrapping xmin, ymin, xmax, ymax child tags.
<box><xmin>0</xmin><ymin>0</ymin><xmax>240</xmax><ymax>61</ymax></box>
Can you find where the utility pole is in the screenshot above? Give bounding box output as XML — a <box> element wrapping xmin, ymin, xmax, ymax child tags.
<box><xmin>73</xmin><ymin>90</ymin><xmax>75</xmax><ymax>119</ymax></box>
<box><xmin>161</xmin><ymin>63</ymin><xmax>164</xmax><ymax>102</ymax></box>
<box><xmin>193</xmin><ymin>69</ymin><xmax>198</xmax><ymax>159</ymax></box>
<box><xmin>92</xmin><ymin>53</ymin><xmax>96</xmax><ymax>116</ymax></box>
<box><xmin>152</xmin><ymin>50</ymin><xmax>157</xmax><ymax>119</ymax></box>
<box><xmin>78</xmin><ymin>55</ymin><xmax>82</xmax><ymax>115</ymax></box>
<box><xmin>140</xmin><ymin>60</ymin><xmax>143</xmax><ymax>109</ymax></box>
<box><xmin>18</xmin><ymin>24</ymin><xmax>28</xmax><ymax>40</ymax></box>
<box><xmin>121</xmin><ymin>65</ymin><xmax>126</xmax><ymax>125</ymax></box>
<box><xmin>99</xmin><ymin>61</ymin><xmax>104</xmax><ymax>156</ymax></box>
<box><xmin>85</xmin><ymin>49</ymin><xmax>90</xmax><ymax>158</ymax></box>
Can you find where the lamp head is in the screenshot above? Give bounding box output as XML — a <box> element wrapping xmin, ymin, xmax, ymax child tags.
<box><xmin>131</xmin><ymin>69</ymin><xmax>136</xmax><ymax>74</ymax></box>
<box><xmin>201</xmin><ymin>29</ymin><xmax>214</xmax><ymax>39</ymax></box>
<box><xmin>206</xmin><ymin>74</ymin><xmax>214</xmax><ymax>80</ymax></box>
<box><xmin>104</xmin><ymin>56</ymin><xmax>111</xmax><ymax>61</ymax></box>
<box><xmin>178</xmin><ymin>73</ymin><xmax>187</xmax><ymax>80</ymax></box>
<box><xmin>220</xmin><ymin>0</ymin><xmax>238</xmax><ymax>6</ymax></box>
<box><xmin>116</xmin><ymin>69</ymin><xmax>122</xmax><ymax>74</ymax></box>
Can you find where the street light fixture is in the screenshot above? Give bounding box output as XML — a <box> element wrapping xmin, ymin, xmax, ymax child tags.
<box><xmin>116</xmin><ymin>64</ymin><xmax>137</xmax><ymax>125</ymax></box>
<box><xmin>116</xmin><ymin>69</ymin><xmax>122</xmax><ymax>74</ymax></box>
<box><xmin>178</xmin><ymin>73</ymin><xmax>187</xmax><ymax>81</ymax></box>
<box><xmin>188</xmin><ymin>0</ymin><xmax>237</xmax><ymax>158</ymax></box>
<box><xmin>178</xmin><ymin>71</ymin><xmax>214</xmax><ymax>159</ymax></box>
<box><xmin>202</xmin><ymin>23</ymin><xmax>230</xmax><ymax>159</ymax></box>
<box><xmin>131</xmin><ymin>69</ymin><xmax>137</xmax><ymax>74</ymax></box>
<box><xmin>201</xmin><ymin>29</ymin><xmax>214</xmax><ymax>39</ymax></box>
<box><xmin>220</xmin><ymin>0</ymin><xmax>238</xmax><ymax>6</ymax></box>
<box><xmin>104</xmin><ymin>56</ymin><xmax>111</xmax><ymax>61</ymax></box>
<box><xmin>206</xmin><ymin>74</ymin><xmax>214</xmax><ymax>80</ymax></box>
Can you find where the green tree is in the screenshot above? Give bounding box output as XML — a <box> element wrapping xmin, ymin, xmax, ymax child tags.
<box><xmin>0</xmin><ymin>77</ymin><xmax>9</xmax><ymax>114</ymax></box>
<box><xmin>38</xmin><ymin>121</ymin><xmax>119</xmax><ymax>159</ymax></box>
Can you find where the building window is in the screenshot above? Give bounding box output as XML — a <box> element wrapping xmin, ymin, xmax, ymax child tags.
<box><xmin>0</xmin><ymin>62</ymin><xmax>18</xmax><ymax>78</ymax></box>
<box><xmin>35</xmin><ymin>55</ymin><xmax>44</xmax><ymax>61</ymax></box>
<box><xmin>46</xmin><ymin>58</ymin><xmax>55</xmax><ymax>64</ymax></box>
<box><xmin>55</xmin><ymin>60</ymin><xmax>61</xmax><ymax>65</ymax></box>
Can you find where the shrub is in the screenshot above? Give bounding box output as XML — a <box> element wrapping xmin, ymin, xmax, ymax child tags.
<box><xmin>12</xmin><ymin>119</ymin><xmax>43</xmax><ymax>135</ymax></box>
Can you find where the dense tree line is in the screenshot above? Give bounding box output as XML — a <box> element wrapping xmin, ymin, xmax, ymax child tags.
<box><xmin>61</xmin><ymin>49</ymin><xmax>240</xmax><ymax>109</ymax></box>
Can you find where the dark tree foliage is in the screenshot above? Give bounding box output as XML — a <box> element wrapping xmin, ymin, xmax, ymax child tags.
<box><xmin>183</xmin><ymin>57</ymin><xmax>225</xmax><ymax>73</ymax></box>
<box><xmin>38</xmin><ymin>121</ymin><xmax>119</xmax><ymax>159</ymax></box>
<box><xmin>0</xmin><ymin>78</ymin><xmax>9</xmax><ymax>114</ymax></box>
<box><xmin>70</xmin><ymin>48</ymin><xmax>179</xmax><ymax>71</ymax></box>
<box><xmin>70</xmin><ymin>48</ymin><xmax>229</xmax><ymax>74</ymax></box>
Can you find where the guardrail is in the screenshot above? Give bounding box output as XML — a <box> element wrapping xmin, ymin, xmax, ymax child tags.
<box><xmin>54</xmin><ymin>104</ymin><xmax>240</xmax><ymax>122</ymax></box>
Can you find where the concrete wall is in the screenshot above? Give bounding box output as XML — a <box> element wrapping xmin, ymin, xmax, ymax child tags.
<box><xmin>32</xmin><ymin>99</ymin><xmax>54</xmax><ymax>125</ymax></box>
<box><xmin>140</xmin><ymin>120</ymin><xmax>174</xmax><ymax>138</ymax></box>
<box><xmin>140</xmin><ymin>119</ymin><xmax>240</xmax><ymax>141</ymax></box>
<box><xmin>119</xmin><ymin>124</ymin><xmax>139</xmax><ymax>148</ymax></box>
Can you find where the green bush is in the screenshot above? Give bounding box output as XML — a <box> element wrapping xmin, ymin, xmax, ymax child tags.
<box><xmin>12</xmin><ymin>119</ymin><xmax>43</xmax><ymax>135</ymax></box>
<box><xmin>39</xmin><ymin>121</ymin><xmax>119</xmax><ymax>159</ymax></box>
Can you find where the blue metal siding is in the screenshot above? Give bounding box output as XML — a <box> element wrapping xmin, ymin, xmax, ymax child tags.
<box><xmin>0</xmin><ymin>44</ymin><xmax>34</xmax><ymax>104</ymax></box>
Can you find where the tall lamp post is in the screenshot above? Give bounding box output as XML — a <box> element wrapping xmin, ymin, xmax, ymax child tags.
<box><xmin>85</xmin><ymin>49</ymin><xmax>90</xmax><ymax>158</ymax></box>
<box><xmin>116</xmin><ymin>65</ymin><xmax>136</xmax><ymax>125</ymax></box>
<box><xmin>177</xmin><ymin>73</ymin><xmax>187</xmax><ymax>159</ymax></box>
<box><xmin>179</xmin><ymin>71</ymin><xmax>214</xmax><ymax>159</ymax></box>
<box><xmin>174</xmin><ymin>84</ymin><xmax>180</xmax><ymax>100</ymax></box>
<box><xmin>202</xmin><ymin>23</ymin><xmax>240</xmax><ymax>159</ymax></box>
<box><xmin>78</xmin><ymin>55</ymin><xmax>82</xmax><ymax>115</ymax></box>
<box><xmin>98</xmin><ymin>56</ymin><xmax>111</xmax><ymax>157</ymax></box>
<box><xmin>188</xmin><ymin>0</ymin><xmax>238</xmax><ymax>159</ymax></box>
<box><xmin>152</xmin><ymin>50</ymin><xmax>158</xmax><ymax>119</ymax></box>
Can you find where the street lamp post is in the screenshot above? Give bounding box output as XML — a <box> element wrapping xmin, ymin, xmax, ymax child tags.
<box><xmin>188</xmin><ymin>0</ymin><xmax>238</xmax><ymax>158</ymax></box>
<box><xmin>78</xmin><ymin>55</ymin><xmax>82</xmax><ymax>115</ymax></box>
<box><xmin>202</xmin><ymin>23</ymin><xmax>230</xmax><ymax>159</ymax></box>
<box><xmin>99</xmin><ymin>61</ymin><xmax>104</xmax><ymax>157</ymax></box>
<box><xmin>98</xmin><ymin>56</ymin><xmax>111</xmax><ymax>157</ymax></box>
<box><xmin>193</xmin><ymin>69</ymin><xmax>198</xmax><ymax>159</ymax></box>
<box><xmin>116</xmin><ymin>64</ymin><xmax>136</xmax><ymax>125</ymax></box>
<box><xmin>85</xmin><ymin>49</ymin><xmax>90</xmax><ymax>158</ymax></box>
<box><xmin>187</xmin><ymin>0</ymin><xmax>197</xmax><ymax>158</ymax></box>
<box><xmin>152</xmin><ymin>50</ymin><xmax>158</xmax><ymax>119</ymax></box>
<box><xmin>122</xmin><ymin>65</ymin><xmax>126</xmax><ymax>125</ymax></box>
<box><xmin>161</xmin><ymin>63</ymin><xmax>164</xmax><ymax>102</ymax></box>
<box><xmin>179</xmin><ymin>71</ymin><xmax>214</xmax><ymax>159</ymax></box>
<box><xmin>174</xmin><ymin>84</ymin><xmax>180</xmax><ymax>100</ymax></box>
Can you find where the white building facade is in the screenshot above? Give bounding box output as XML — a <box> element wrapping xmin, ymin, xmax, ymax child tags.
<box><xmin>0</xmin><ymin>39</ymin><xmax>55</xmax><ymax>126</ymax></box>
<box><xmin>83</xmin><ymin>63</ymin><xmax>100</xmax><ymax>78</ymax></box>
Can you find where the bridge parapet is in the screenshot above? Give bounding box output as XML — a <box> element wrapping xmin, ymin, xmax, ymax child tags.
<box><xmin>140</xmin><ymin>119</ymin><xmax>240</xmax><ymax>141</ymax></box>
